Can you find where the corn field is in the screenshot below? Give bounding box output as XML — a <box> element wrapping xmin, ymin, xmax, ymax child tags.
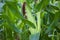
<box><xmin>0</xmin><ymin>0</ymin><xmax>60</xmax><ymax>40</ymax></box>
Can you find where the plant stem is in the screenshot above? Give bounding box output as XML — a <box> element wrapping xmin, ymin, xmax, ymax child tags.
<box><xmin>37</xmin><ymin>12</ymin><xmax>41</xmax><ymax>39</ymax></box>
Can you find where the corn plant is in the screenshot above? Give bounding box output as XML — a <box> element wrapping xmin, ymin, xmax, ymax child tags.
<box><xmin>0</xmin><ymin>0</ymin><xmax>60</xmax><ymax>40</ymax></box>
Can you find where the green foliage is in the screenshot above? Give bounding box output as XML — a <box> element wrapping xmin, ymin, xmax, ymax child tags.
<box><xmin>0</xmin><ymin>0</ymin><xmax>60</xmax><ymax>40</ymax></box>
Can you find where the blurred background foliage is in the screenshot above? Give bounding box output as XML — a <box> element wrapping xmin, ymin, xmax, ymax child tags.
<box><xmin>0</xmin><ymin>0</ymin><xmax>60</xmax><ymax>40</ymax></box>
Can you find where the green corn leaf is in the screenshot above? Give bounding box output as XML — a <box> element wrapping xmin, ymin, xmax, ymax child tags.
<box><xmin>35</xmin><ymin>0</ymin><xmax>49</xmax><ymax>13</ymax></box>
